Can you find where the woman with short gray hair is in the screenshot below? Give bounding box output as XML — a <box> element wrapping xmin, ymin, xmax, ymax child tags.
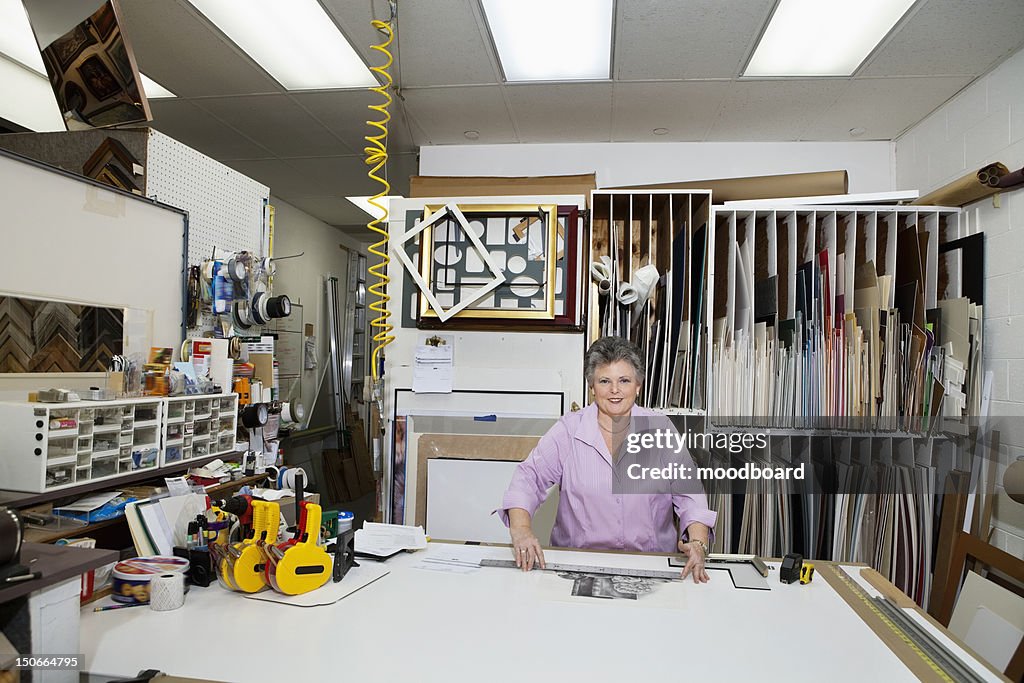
<box><xmin>498</xmin><ymin>336</ymin><xmax>716</xmax><ymax>583</ymax></box>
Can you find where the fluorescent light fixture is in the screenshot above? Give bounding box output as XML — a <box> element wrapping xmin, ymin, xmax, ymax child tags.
<box><xmin>140</xmin><ymin>73</ymin><xmax>176</xmax><ymax>99</ymax></box>
<box><xmin>0</xmin><ymin>0</ymin><xmax>45</xmax><ymax>74</ymax></box>
<box><xmin>347</xmin><ymin>195</ymin><xmax>404</xmax><ymax>222</ymax></box>
<box><xmin>744</xmin><ymin>0</ymin><xmax>915</xmax><ymax>77</ymax></box>
<box><xmin>0</xmin><ymin>55</ymin><xmax>64</xmax><ymax>131</ymax></box>
<box><xmin>186</xmin><ymin>0</ymin><xmax>376</xmax><ymax>89</ymax></box>
<box><xmin>481</xmin><ymin>0</ymin><xmax>613</xmax><ymax>81</ymax></box>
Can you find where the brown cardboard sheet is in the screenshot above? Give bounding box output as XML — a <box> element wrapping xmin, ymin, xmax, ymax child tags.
<box><xmin>415</xmin><ymin>433</ymin><xmax>540</xmax><ymax>527</ymax></box>
<box><xmin>410</xmin><ymin>173</ymin><xmax>597</xmax><ymax>203</ymax></box>
<box><xmin>606</xmin><ymin>170</ymin><xmax>848</xmax><ymax>201</ymax></box>
<box><xmin>913</xmin><ymin>163</ymin><xmax>1010</xmax><ymax>206</ymax></box>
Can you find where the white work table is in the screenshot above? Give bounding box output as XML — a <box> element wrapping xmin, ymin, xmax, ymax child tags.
<box><xmin>80</xmin><ymin>543</ymin><xmax>1001</xmax><ymax>683</ymax></box>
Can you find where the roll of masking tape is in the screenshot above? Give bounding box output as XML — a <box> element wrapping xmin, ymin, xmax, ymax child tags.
<box><xmin>281</xmin><ymin>402</ymin><xmax>304</xmax><ymax>425</ymax></box>
<box><xmin>149</xmin><ymin>572</ymin><xmax>185</xmax><ymax>611</ymax></box>
<box><xmin>281</xmin><ymin>467</ymin><xmax>306</xmax><ymax>491</ymax></box>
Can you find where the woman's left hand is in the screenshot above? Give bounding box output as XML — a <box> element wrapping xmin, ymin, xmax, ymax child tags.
<box><xmin>677</xmin><ymin>541</ymin><xmax>710</xmax><ymax>584</ymax></box>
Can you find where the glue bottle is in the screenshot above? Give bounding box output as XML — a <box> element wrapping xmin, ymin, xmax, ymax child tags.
<box><xmin>337</xmin><ymin>511</ymin><xmax>354</xmax><ymax>538</ymax></box>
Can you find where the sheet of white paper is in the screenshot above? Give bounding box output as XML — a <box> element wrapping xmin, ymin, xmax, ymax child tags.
<box><xmin>355</xmin><ymin>522</ymin><xmax>428</xmax><ymax>556</ymax></box>
<box><xmin>965</xmin><ymin>606</ymin><xmax>1022</xmax><ymax>670</ymax></box>
<box><xmin>244</xmin><ymin>565</ymin><xmax>389</xmax><ymax>607</ymax></box>
<box><xmin>412</xmin><ymin>364</ymin><xmax>453</xmax><ymax>393</ymax></box>
<box><xmin>137</xmin><ymin>501</ymin><xmax>174</xmax><ymax>556</ymax></box>
<box><xmin>54</xmin><ymin>491</ymin><xmax>122</xmax><ymax>513</ymax></box>
<box><xmin>165</xmin><ymin>476</ymin><xmax>191</xmax><ymax>497</ymax></box>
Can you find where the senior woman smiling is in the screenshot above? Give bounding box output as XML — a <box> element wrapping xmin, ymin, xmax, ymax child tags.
<box><xmin>499</xmin><ymin>336</ymin><xmax>717</xmax><ymax>583</ymax></box>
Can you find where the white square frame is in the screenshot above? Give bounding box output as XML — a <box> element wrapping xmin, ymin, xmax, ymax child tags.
<box><xmin>392</xmin><ymin>202</ymin><xmax>505</xmax><ymax>322</ymax></box>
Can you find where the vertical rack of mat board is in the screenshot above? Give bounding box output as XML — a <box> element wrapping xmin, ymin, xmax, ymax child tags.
<box><xmin>161</xmin><ymin>393</ymin><xmax>239</xmax><ymax>466</ymax></box>
<box><xmin>700</xmin><ymin>203</ymin><xmax>976</xmax><ymax>608</ymax></box>
<box><xmin>588</xmin><ymin>190</ymin><xmax>713</xmax><ymax>414</ymax></box>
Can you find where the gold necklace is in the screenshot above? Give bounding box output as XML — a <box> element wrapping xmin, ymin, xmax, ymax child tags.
<box><xmin>598</xmin><ymin>419</ymin><xmax>631</xmax><ymax>435</ymax></box>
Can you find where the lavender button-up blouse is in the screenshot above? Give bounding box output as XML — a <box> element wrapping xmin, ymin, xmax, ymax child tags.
<box><xmin>499</xmin><ymin>403</ymin><xmax>717</xmax><ymax>553</ymax></box>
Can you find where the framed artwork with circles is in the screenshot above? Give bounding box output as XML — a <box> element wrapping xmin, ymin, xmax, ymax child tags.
<box><xmin>399</xmin><ymin>202</ymin><xmax>584</xmax><ymax>331</ymax></box>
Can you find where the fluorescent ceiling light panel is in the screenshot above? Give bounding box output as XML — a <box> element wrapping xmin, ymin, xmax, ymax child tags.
<box><xmin>140</xmin><ymin>73</ymin><xmax>176</xmax><ymax>99</ymax></box>
<box><xmin>0</xmin><ymin>0</ymin><xmax>45</xmax><ymax>73</ymax></box>
<box><xmin>186</xmin><ymin>0</ymin><xmax>376</xmax><ymax>89</ymax></box>
<box><xmin>482</xmin><ymin>0</ymin><xmax>612</xmax><ymax>81</ymax></box>
<box><xmin>744</xmin><ymin>0</ymin><xmax>915</xmax><ymax>77</ymax></box>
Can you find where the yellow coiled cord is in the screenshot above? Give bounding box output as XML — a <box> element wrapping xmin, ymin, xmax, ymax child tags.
<box><xmin>365</xmin><ymin>18</ymin><xmax>395</xmax><ymax>383</ymax></box>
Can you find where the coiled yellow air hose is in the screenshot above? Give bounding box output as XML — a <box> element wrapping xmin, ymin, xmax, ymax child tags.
<box><xmin>365</xmin><ymin>18</ymin><xmax>395</xmax><ymax>384</ymax></box>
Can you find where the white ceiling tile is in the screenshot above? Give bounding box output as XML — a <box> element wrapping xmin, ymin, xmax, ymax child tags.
<box><xmin>860</xmin><ymin>0</ymin><xmax>1024</xmax><ymax>77</ymax></box>
<box><xmin>290</xmin><ymin>90</ymin><xmax>416</xmax><ymax>155</ymax></box>
<box><xmin>385</xmin><ymin>0</ymin><xmax>499</xmax><ymax>86</ymax></box>
<box><xmin>801</xmin><ymin>76</ymin><xmax>973</xmax><ymax>141</ymax></box>
<box><xmin>615</xmin><ymin>0</ymin><xmax>776</xmax><ymax>79</ymax></box>
<box><xmin>706</xmin><ymin>80</ymin><xmax>848</xmax><ymax>141</ymax></box>
<box><xmin>284</xmin><ymin>195</ymin><xmax>375</xmax><ymax>226</ymax></box>
<box><xmin>148</xmin><ymin>99</ymin><xmax>275</xmax><ymax>159</ymax></box>
<box><xmin>117</xmin><ymin>0</ymin><xmax>281</xmax><ymax>96</ymax></box>
<box><xmin>506</xmin><ymin>83</ymin><xmax>613</xmax><ymax>142</ymax></box>
<box><xmin>230</xmin><ymin>153</ymin><xmax>417</xmax><ymax>225</ymax></box>
<box><xmin>612</xmin><ymin>81</ymin><xmax>730</xmax><ymax>141</ymax></box>
<box><xmin>401</xmin><ymin>86</ymin><xmax>516</xmax><ymax>144</ymax></box>
<box><xmin>192</xmin><ymin>95</ymin><xmax>348</xmax><ymax>158</ymax></box>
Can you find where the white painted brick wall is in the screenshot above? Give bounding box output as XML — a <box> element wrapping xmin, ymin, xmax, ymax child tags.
<box><xmin>896</xmin><ymin>47</ymin><xmax>1024</xmax><ymax>553</ymax></box>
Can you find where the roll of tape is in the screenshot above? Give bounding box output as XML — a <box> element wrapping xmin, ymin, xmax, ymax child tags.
<box><xmin>281</xmin><ymin>401</ymin><xmax>305</xmax><ymax>425</ymax></box>
<box><xmin>281</xmin><ymin>467</ymin><xmax>306</xmax><ymax>491</ymax></box>
<box><xmin>149</xmin><ymin>573</ymin><xmax>185</xmax><ymax>611</ymax></box>
<box><xmin>597</xmin><ymin>278</ymin><xmax>611</xmax><ymax>296</ymax></box>
<box><xmin>240</xmin><ymin>404</ymin><xmax>268</xmax><ymax>429</ymax></box>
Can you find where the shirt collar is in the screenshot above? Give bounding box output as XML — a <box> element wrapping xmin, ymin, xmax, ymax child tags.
<box><xmin>576</xmin><ymin>402</ymin><xmax>643</xmax><ymax>465</ymax></box>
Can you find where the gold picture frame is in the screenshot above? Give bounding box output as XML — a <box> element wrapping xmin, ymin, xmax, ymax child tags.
<box><xmin>418</xmin><ymin>203</ymin><xmax>559</xmax><ymax>320</ymax></box>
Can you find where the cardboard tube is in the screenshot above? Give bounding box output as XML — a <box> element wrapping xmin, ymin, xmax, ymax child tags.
<box><xmin>913</xmin><ymin>163</ymin><xmax>1010</xmax><ymax>207</ymax></box>
<box><xmin>997</xmin><ymin>167</ymin><xmax>1024</xmax><ymax>189</ymax></box>
<box><xmin>605</xmin><ymin>170</ymin><xmax>848</xmax><ymax>201</ymax></box>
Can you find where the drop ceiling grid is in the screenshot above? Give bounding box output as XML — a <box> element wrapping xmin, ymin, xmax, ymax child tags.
<box><xmin>610</xmin><ymin>81</ymin><xmax>730</xmax><ymax>142</ymax></box>
<box><xmin>288</xmin><ymin>90</ymin><xmax>417</xmax><ymax>155</ymax></box>
<box><xmin>384</xmin><ymin>0</ymin><xmax>500</xmax><ymax>86</ymax></box>
<box><xmin>400</xmin><ymin>86</ymin><xmax>518</xmax><ymax>144</ymax></box>
<box><xmin>504</xmin><ymin>83</ymin><xmax>614</xmax><ymax>143</ymax></box>
<box><xmin>705</xmin><ymin>79</ymin><xmax>849</xmax><ymax>142</ymax></box>
<box><xmin>118</xmin><ymin>0</ymin><xmax>282</xmax><ymax>97</ymax></box>
<box><xmin>149</xmin><ymin>99</ymin><xmax>278</xmax><ymax>160</ymax></box>
<box><xmin>613</xmin><ymin>0</ymin><xmax>777</xmax><ymax>80</ymax></box>
<box><xmin>190</xmin><ymin>94</ymin><xmax>351</xmax><ymax>158</ymax></box>
<box><xmin>799</xmin><ymin>76</ymin><xmax>976</xmax><ymax>141</ymax></box>
<box><xmin>858</xmin><ymin>0</ymin><xmax>1024</xmax><ymax>78</ymax></box>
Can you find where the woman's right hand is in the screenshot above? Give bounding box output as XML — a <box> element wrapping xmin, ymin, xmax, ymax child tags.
<box><xmin>510</xmin><ymin>525</ymin><xmax>546</xmax><ymax>572</ymax></box>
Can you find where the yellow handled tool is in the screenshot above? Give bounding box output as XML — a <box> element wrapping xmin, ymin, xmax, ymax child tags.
<box><xmin>230</xmin><ymin>500</ymin><xmax>279</xmax><ymax>593</ymax></box>
<box><xmin>265</xmin><ymin>502</ymin><xmax>331</xmax><ymax>595</ymax></box>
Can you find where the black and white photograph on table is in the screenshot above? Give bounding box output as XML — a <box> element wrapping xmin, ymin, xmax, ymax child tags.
<box><xmin>559</xmin><ymin>572</ymin><xmax>670</xmax><ymax>601</ymax></box>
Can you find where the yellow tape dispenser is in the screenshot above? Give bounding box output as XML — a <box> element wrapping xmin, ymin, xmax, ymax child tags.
<box><xmin>264</xmin><ymin>502</ymin><xmax>331</xmax><ymax>595</ymax></box>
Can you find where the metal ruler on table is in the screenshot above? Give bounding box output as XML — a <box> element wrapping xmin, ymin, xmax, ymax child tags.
<box><xmin>827</xmin><ymin>566</ymin><xmax>987</xmax><ymax>683</ymax></box>
<box><xmin>480</xmin><ymin>558</ymin><xmax>680</xmax><ymax>580</ymax></box>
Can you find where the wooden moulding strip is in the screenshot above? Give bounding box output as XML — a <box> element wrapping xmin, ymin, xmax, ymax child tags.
<box><xmin>818</xmin><ymin>564</ymin><xmax>998</xmax><ymax>683</ymax></box>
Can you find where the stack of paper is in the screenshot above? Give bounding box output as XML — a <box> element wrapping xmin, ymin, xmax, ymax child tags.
<box><xmin>355</xmin><ymin>522</ymin><xmax>428</xmax><ymax>559</ymax></box>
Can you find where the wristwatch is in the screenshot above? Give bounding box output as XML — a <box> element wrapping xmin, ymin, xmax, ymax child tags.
<box><xmin>689</xmin><ymin>538</ymin><xmax>709</xmax><ymax>559</ymax></box>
